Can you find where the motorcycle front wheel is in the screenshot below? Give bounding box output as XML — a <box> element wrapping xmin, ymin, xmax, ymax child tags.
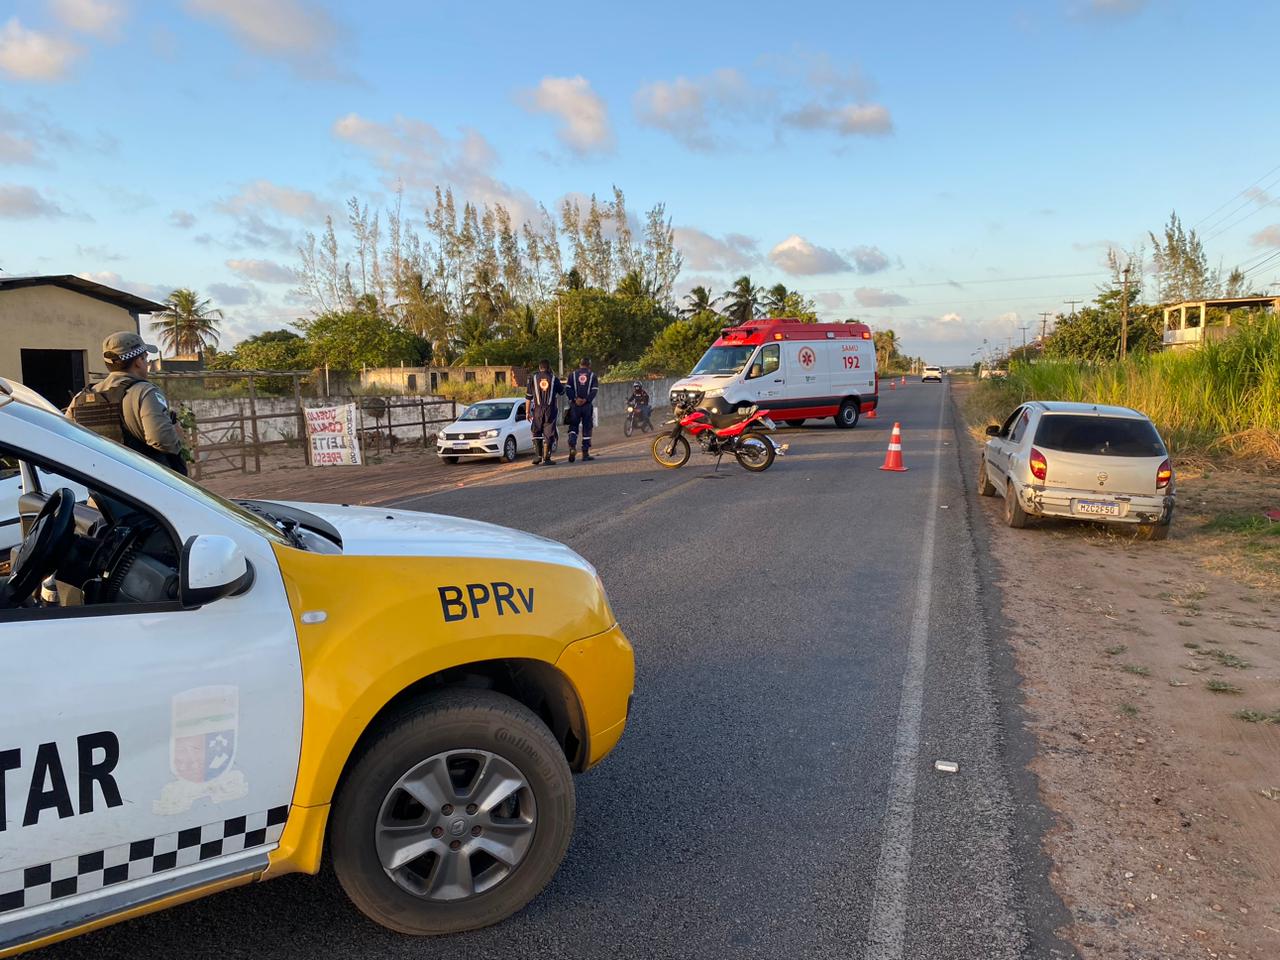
<box><xmin>623</xmin><ymin>415</ymin><xmax>635</xmax><ymax>437</ymax></box>
<box><xmin>651</xmin><ymin>432</ymin><xmax>690</xmax><ymax>468</ymax></box>
<box><xmin>735</xmin><ymin>432</ymin><xmax>776</xmax><ymax>472</ymax></box>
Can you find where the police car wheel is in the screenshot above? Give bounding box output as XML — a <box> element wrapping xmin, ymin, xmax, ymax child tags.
<box><xmin>502</xmin><ymin>436</ymin><xmax>518</xmax><ymax>462</ymax></box>
<box><xmin>443</xmin><ymin>455</ymin><xmax>459</xmax><ymax>464</ymax></box>
<box><xmin>785</xmin><ymin>419</ymin><xmax>805</xmax><ymax>428</ymax></box>
<box><xmin>331</xmin><ymin>689</ymin><xmax>574</xmax><ymax>935</ymax></box>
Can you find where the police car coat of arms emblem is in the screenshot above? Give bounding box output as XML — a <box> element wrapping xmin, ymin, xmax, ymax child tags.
<box><xmin>154</xmin><ymin>685</ymin><xmax>249</xmax><ymax>815</ymax></box>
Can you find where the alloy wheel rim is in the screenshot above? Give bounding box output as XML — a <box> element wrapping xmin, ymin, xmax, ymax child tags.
<box><xmin>374</xmin><ymin>749</ymin><xmax>536</xmax><ymax>902</ymax></box>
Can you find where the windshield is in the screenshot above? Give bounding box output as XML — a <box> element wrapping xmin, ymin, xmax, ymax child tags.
<box><xmin>692</xmin><ymin>345</ymin><xmax>756</xmax><ymax>376</ymax></box>
<box><xmin>1034</xmin><ymin>414</ymin><xmax>1166</xmax><ymax>457</ymax></box>
<box><xmin>460</xmin><ymin>402</ymin><xmax>514</xmax><ymax>422</ymax></box>
<box><xmin>6</xmin><ymin>400</ymin><xmax>289</xmax><ymax>544</ymax></box>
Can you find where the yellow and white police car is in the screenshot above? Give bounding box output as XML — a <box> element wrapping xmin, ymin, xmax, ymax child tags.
<box><xmin>0</xmin><ymin>379</ymin><xmax>634</xmax><ymax>955</ymax></box>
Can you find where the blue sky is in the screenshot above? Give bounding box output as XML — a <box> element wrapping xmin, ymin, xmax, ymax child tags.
<box><xmin>3</xmin><ymin>0</ymin><xmax>1279</xmax><ymax>364</ymax></box>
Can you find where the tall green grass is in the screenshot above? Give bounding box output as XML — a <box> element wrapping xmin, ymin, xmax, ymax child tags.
<box><xmin>971</xmin><ymin>313</ymin><xmax>1280</xmax><ymax>465</ymax></box>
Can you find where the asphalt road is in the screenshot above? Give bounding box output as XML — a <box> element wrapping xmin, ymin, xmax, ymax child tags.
<box><xmin>42</xmin><ymin>382</ymin><xmax>1067</xmax><ymax>960</ymax></box>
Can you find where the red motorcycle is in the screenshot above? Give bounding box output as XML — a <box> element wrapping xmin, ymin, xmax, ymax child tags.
<box><xmin>650</xmin><ymin>402</ymin><xmax>785</xmax><ymax>472</ymax></box>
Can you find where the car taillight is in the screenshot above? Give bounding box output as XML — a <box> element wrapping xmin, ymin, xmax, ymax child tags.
<box><xmin>1157</xmin><ymin>458</ymin><xmax>1172</xmax><ymax>489</ymax></box>
<box><xmin>1029</xmin><ymin>447</ymin><xmax>1048</xmax><ymax>481</ymax></box>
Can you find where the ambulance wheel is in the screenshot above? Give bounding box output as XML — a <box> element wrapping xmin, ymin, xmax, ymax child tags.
<box><xmin>502</xmin><ymin>436</ymin><xmax>518</xmax><ymax>462</ymax></box>
<box><xmin>835</xmin><ymin>399</ymin><xmax>860</xmax><ymax>429</ymax></box>
<box><xmin>331</xmin><ymin>689</ymin><xmax>574</xmax><ymax>936</ymax></box>
<box><xmin>443</xmin><ymin>456</ymin><xmax>459</xmax><ymax>464</ymax></box>
<box><xmin>651</xmin><ymin>433</ymin><xmax>690</xmax><ymax>468</ymax></box>
<box><xmin>785</xmin><ymin>419</ymin><xmax>805</xmax><ymax>428</ymax></box>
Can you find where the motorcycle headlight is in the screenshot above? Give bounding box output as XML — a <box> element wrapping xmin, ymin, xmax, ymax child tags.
<box><xmin>482</xmin><ymin>428</ymin><xmax>501</xmax><ymax>439</ymax></box>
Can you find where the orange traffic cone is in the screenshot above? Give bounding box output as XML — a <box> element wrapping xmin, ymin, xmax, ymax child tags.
<box><xmin>900</xmin><ymin>375</ymin><xmax>906</xmax><ymax>386</ymax></box>
<box><xmin>866</xmin><ymin>403</ymin><xmax>877</xmax><ymax>419</ymax></box>
<box><xmin>879</xmin><ymin>422</ymin><xmax>907</xmax><ymax>472</ymax></box>
<box><xmin>890</xmin><ymin>380</ymin><xmax>896</xmax><ymax>390</ymax></box>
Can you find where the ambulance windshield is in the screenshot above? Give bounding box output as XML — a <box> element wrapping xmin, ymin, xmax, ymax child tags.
<box><xmin>692</xmin><ymin>345</ymin><xmax>756</xmax><ymax>376</ymax></box>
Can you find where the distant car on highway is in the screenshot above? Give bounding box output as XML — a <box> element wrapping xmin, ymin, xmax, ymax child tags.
<box><xmin>921</xmin><ymin>365</ymin><xmax>943</xmax><ymax>382</ymax></box>
<box><xmin>436</xmin><ymin>397</ymin><xmax>532</xmax><ymax>463</ymax></box>
<box><xmin>979</xmin><ymin>401</ymin><xmax>1175</xmax><ymax>539</ymax></box>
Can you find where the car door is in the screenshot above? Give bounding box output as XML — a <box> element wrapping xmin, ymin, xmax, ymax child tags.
<box><xmin>513</xmin><ymin>401</ymin><xmax>532</xmax><ymax>451</ymax></box>
<box><xmin>0</xmin><ymin>410</ymin><xmax>303</xmax><ymax>947</ymax></box>
<box><xmin>986</xmin><ymin>405</ymin><xmax>1025</xmax><ymax>481</ymax></box>
<box><xmin>743</xmin><ymin>343</ymin><xmax>783</xmax><ymax>404</ymax></box>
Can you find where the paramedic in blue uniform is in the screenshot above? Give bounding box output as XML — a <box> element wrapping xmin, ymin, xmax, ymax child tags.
<box><xmin>566</xmin><ymin>356</ymin><xmax>599</xmax><ymax>462</ymax></box>
<box><xmin>525</xmin><ymin>359</ymin><xmax>564</xmax><ymax>465</ymax></box>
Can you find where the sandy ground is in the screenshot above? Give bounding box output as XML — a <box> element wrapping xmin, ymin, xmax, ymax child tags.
<box><xmin>966</xmin><ymin>403</ymin><xmax>1280</xmax><ymax>958</ymax></box>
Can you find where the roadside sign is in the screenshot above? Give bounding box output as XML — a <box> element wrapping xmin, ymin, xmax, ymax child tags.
<box><xmin>305</xmin><ymin>403</ymin><xmax>363</xmax><ymax>466</ymax></box>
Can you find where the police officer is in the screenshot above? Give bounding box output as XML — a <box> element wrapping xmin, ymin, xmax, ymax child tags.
<box><xmin>67</xmin><ymin>332</ymin><xmax>188</xmax><ymax>474</ymax></box>
<box><xmin>524</xmin><ymin>359</ymin><xmax>564</xmax><ymax>465</ymax></box>
<box><xmin>565</xmin><ymin>356</ymin><xmax>599</xmax><ymax>462</ymax></box>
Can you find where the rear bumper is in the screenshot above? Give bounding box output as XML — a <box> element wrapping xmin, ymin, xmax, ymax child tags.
<box><xmin>1016</xmin><ymin>481</ymin><xmax>1175</xmax><ymax>523</ymax></box>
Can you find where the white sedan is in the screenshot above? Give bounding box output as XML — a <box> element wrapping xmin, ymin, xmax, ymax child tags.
<box><xmin>436</xmin><ymin>397</ymin><xmax>533</xmax><ymax>463</ymax></box>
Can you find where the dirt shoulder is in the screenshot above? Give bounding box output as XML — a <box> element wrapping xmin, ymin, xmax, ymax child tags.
<box><xmin>958</xmin><ymin>383</ymin><xmax>1280</xmax><ymax>959</ymax></box>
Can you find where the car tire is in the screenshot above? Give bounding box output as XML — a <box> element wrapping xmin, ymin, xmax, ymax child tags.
<box><xmin>502</xmin><ymin>436</ymin><xmax>518</xmax><ymax>462</ymax></box>
<box><xmin>330</xmin><ymin>689</ymin><xmax>574</xmax><ymax>936</ymax></box>
<box><xmin>443</xmin><ymin>455</ymin><xmax>459</xmax><ymax>464</ymax></box>
<box><xmin>785</xmin><ymin>419</ymin><xmax>805</xmax><ymax>428</ymax></box>
<box><xmin>1135</xmin><ymin>506</ymin><xmax>1173</xmax><ymax>541</ymax></box>
<box><xmin>834</xmin><ymin>399</ymin><xmax>859</xmax><ymax>430</ymax></box>
<box><xmin>977</xmin><ymin>458</ymin><xmax>998</xmax><ymax>497</ymax></box>
<box><xmin>1004</xmin><ymin>480</ymin><xmax>1030</xmax><ymax>529</ymax></box>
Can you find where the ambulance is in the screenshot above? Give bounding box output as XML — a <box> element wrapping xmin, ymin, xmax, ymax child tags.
<box><xmin>0</xmin><ymin>378</ymin><xmax>634</xmax><ymax>954</ymax></box>
<box><xmin>669</xmin><ymin>318</ymin><xmax>879</xmax><ymax>428</ymax></box>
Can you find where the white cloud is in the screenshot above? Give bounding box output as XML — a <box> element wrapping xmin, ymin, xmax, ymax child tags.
<box><xmin>1249</xmin><ymin>225</ymin><xmax>1280</xmax><ymax>248</ymax></box>
<box><xmin>854</xmin><ymin>287</ymin><xmax>909</xmax><ymax>307</ymax></box>
<box><xmin>0</xmin><ymin>105</ymin><xmax>77</xmax><ymax>165</ymax></box>
<box><xmin>76</xmin><ymin>242</ymin><xmax>124</xmax><ymax>262</ymax></box>
<box><xmin>850</xmin><ymin>245</ymin><xmax>890</xmax><ymax>274</ymax></box>
<box><xmin>781</xmin><ymin>102</ymin><xmax>893</xmax><ymax>136</ymax></box>
<box><xmin>768</xmin><ymin>235</ymin><xmax>852</xmax><ymax>275</ymax></box>
<box><xmin>940</xmin><ymin>312</ymin><xmax>964</xmax><ymax>324</ymax></box>
<box><xmin>169</xmin><ymin>209</ymin><xmax>196</xmax><ymax>229</ymax></box>
<box><xmin>333</xmin><ymin>112</ymin><xmax>536</xmax><ymax>222</ymax></box>
<box><xmin>77</xmin><ymin>271</ymin><xmax>171</xmax><ymax>303</ymax></box>
<box><xmin>184</xmin><ymin>0</ymin><xmax>342</xmax><ymax>77</ymax></box>
<box><xmin>226</xmin><ymin>258</ymin><xmax>296</xmax><ymax>284</ymax></box>
<box><xmin>51</xmin><ymin>0</ymin><xmax>126</xmax><ymax>38</ymax></box>
<box><xmin>816</xmin><ymin>292</ymin><xmax>846</xmax><ymax>310</ymax></box>
<box><xmin>519</xmin><ymin>76</ymin><xmax>613</xmax><ymax>155</ymax></box>
<box><xmin>221</xmin><ymin>179</ymin><xmax>326</xmax><ymax>221</ymax></box>
<box><xmin>634</xmin><ymin>69</ymin><xmax>750</xmax><ymax>151</ymax></box>
<box><xmin>0</xmin><ymin>18</ymin><xmax>82</xmax><ymax>81</ymax></box>
<box><xmin>673</xmin><ymin>227</ymin><xmax>758</xmax><ymax>271</ymax></box>
<box><xmin>0</xmin><ymin>183</ymin><xmax>67</xmax><ymax>218</ymax></box>
<box><xmin>208</xmin><ymin>281</ymin><xmax>263</xmax><ymax>307</ymax></box>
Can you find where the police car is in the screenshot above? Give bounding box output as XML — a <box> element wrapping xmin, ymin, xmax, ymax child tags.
<box><xmin>0</xmin><ymin>378</ymin><xmax>634</xmax><ymax>954</ymax></box>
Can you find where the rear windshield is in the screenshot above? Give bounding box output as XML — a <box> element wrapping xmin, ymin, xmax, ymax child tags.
<box><xmin>1034</xmin><ymin>414</ymin><xmax>1166</xmax><ymax>457</ymax></box>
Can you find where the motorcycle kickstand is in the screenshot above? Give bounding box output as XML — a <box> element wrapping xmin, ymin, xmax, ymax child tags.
<box><xmin>714</xmin><ymin>453</ymin><xmax>724</xmax><ymax>472</ymax></box>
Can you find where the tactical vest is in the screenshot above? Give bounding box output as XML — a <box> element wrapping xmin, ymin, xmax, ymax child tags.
<box><xmin>67</xmin><ymin>377</ymin><xmax>152</xmax><ymax>457</ymax></box>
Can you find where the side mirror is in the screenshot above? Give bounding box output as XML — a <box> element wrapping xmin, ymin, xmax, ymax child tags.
<box><xmin>985</xmin><ymin>424</ymin><xmax>1001</xmax><ymax>436</ymax></box>
<box><xmin>180</xmin><ymin>534</ymin><xmax>254</xmax><ymax>608</ymax></box>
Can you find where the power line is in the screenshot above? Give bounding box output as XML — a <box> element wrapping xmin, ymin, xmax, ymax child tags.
<box><xmin>806</xmin><ymin>270</ymin><xmax>1107</xmax><ymax>294</ymax></box>
<box><xmin>1192</xmin><ymin>162</ymin><xmax>1280</xmax><ymax>230</ymax></box>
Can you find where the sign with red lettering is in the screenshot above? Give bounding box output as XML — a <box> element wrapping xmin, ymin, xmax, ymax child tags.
<box><xmin>304</xmin><ymin>403</ymin><xmax>363</xmax><ymax>466</ymax></box>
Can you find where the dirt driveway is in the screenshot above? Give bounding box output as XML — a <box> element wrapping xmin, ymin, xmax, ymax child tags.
<box><xmin>964</xmin><ymin>394</ymin><xmax>1280</xmax><ymax>958</ymax></box>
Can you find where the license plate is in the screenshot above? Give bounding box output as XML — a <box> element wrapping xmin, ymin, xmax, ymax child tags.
<box><xmin>1076</xmin><ymin>500</ymin><xmax>1120</xmax><ymax>517</ymax></box>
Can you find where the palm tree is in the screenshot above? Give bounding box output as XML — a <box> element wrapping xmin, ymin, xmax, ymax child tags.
<box><xmin>873</xmin><ymin>329</ymin><xmax>899</xmax><ymax>370</ymax></box>
<box><xmin>721</xmin><ymin>275</ymin><xmax>762</xmax><ymax>324</ymax></box>
<box><xmin>681</xmin><ymin>285</ymin><xmax>721</xmax><ymax>318</ymax></box>
<box><xmin>763</xmin><ymin>283</ymin><xmax>791</xmax><ymax>316</ymax></box>
<box><xmin>615</xmin><ymin>269</ymin><xmax>654</xmax><ymax>300</ymax></box>
<box><xmin>152</xmin><ymin>289</ymin><xmax>223</xmax><ymax>357</ymax></box>
<box><xmin>463</xmin><ymin>265</ymin><xmax>509</xmax><ymax>321</ymax></box>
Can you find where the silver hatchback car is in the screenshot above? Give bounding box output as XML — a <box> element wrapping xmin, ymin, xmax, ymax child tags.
<box><xmin>979</xmin><ymin>401</ymin><xmax>1175</xmax><ymax>539</ymax></box>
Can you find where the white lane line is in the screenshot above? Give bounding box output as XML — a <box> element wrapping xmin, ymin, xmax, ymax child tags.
<box><xmin>864</xmin><ymin>383</ymin><xmax>948</xmax><ymax>960</ymax></box>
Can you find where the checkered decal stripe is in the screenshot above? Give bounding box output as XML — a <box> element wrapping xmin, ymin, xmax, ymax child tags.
<box><xmin>0</xmin><ymin>805</ymin><xmax>287</xmax><ymax>916</ymax></box>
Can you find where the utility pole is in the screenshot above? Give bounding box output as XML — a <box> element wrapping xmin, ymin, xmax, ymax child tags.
<box><xmin>1038</xmin><ymin>311</ymin><xmax>1053</xmax><ymax>346</ymax></box>
<box><xmin>556</xmin><ymin>298</ymin><xmax>564</xmax><ymax>377</ymax></box>
<box><xmin>1120</xmin><ymin>263</ymin><xmax>1132</xmax><ymax>360</ymax></box>
<box><xmin>1064</xmin><ymin>299</ymin><xmax>1081</xmax><ymax>318</ymax></box>
<box><xmin>1020</xmin><ymin>325</ymin><xmax>1030</xmax><ymax>356</ymax></box>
